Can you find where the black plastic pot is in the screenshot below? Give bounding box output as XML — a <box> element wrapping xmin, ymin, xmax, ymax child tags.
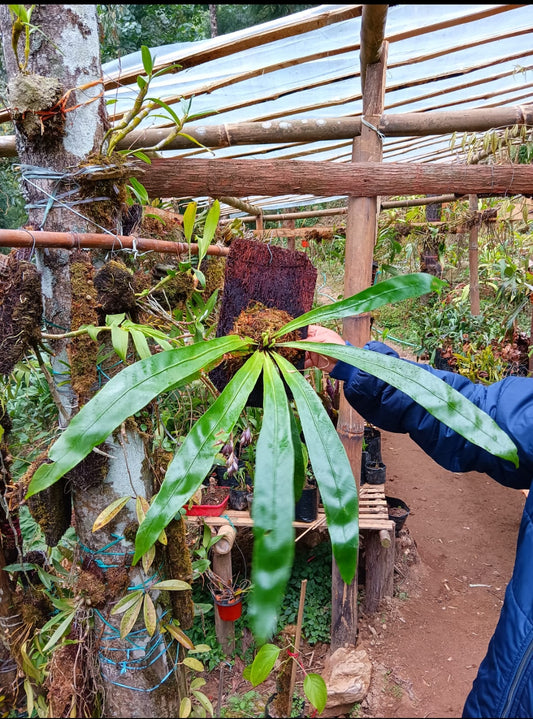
<box><xmin>214</xmin><ymin>463</ymin><xmax>253</xmax><ymax>489</ymax></box>
<box><xmin>364</xmin><ymin>426</ymin><xmax>382</xmax><ymax>465</ymax></box>
<box><xmin>213</xmin><ymin>464</ymin><xmax>237</xmax><ymax>488</ymax></box>
<box><xmin>246</xmin><ymin>492</ymin><xmax>253</xmax><ymax>512</ymax></box>
<box><xmin>294</xmin><ymin>486</ymin><xmax>318</xmax><ymax>522</ymax></box>
<box><xmin>361</xmin><ymin>449</ymin><xmax>369</xmax><ymax>484</ymax></box>
<box><xmin>386</xmin><ymin>495</ymin><xmax>410</xmax><ymax>534</ymax></box>
<box><xmin>229</xmin><ymin>487</ymin><xmax>249</xmax><ymax>511</ymax></box>
<box><xmin>365</xmin><ymin>461</ymin><xmax>386</xmax><ymax>485</ymax></box>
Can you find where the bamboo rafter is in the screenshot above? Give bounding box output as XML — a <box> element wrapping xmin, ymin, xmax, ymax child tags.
<box><xmin>0</xmin><ymin>229</ymin><xmax>230</xmax><ymax>256</ymax></box>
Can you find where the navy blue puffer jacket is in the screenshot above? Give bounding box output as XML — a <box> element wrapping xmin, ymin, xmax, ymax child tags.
<box><xmin>330</xmin><ymin>341</ymin><xmax>533</xmax><ymax>718</ymax></box>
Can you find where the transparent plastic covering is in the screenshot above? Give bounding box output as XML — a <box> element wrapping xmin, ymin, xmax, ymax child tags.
<box><xmin>101</xmin><ymin>4</ymin><xmax>533</xmax><ymax>212</ymax></box>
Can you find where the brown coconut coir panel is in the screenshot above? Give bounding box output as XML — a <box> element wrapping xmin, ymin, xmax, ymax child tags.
<box><xmin>211</xmin><ymin>238</ymin><xmax>317</xmax><ymax>403</ymax></box>
<box><xmin>0</xmin><ymin>250</ymin><xmax>42</xmax><ymax>376</ymax></box>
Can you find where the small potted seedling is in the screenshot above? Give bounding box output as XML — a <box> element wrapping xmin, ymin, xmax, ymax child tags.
<box><xmin>206</xmin><ymin>568</ymin><xmax>251</xmax><ymax>621</ymax></box>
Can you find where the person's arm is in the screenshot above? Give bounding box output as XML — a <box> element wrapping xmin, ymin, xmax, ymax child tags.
<box><xmin>304</xmin><ymin>328</ymin><xmax>533</xmax><ymax>489</ymax></box>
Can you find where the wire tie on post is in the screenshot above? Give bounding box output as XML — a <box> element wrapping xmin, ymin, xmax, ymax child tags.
<box><xmin>20</xmin><ymin>228</ymin><xmax>37</xmax><ymax>259</ymax></box>
<box><xmin>361</xmin><ymin>117</ymin><xmax>385</xmax><ymax>139</ymax></box>
<box><xmin>70</xmin><ymin>232</ymin><xmax>81</xmax><ymax>250</ymax></box>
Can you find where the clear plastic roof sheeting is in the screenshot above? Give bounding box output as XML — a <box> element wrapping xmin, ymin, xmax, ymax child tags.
<box><xmin>101</xmin><ymin>4</ymin><xmax>533</xmax><ymax>213</ymax></box>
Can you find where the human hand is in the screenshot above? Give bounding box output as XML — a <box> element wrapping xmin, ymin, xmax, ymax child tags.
<box><xmin>303</xmin><ymin>324</ymin><xmax>346</xmax><ymax>373</ymax></box>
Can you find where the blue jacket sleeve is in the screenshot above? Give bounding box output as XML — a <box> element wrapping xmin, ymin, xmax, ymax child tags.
<box><xmin>330</xmin><ymin>341</ymin><xmax>533</xmax><ymax>490</ymax></box>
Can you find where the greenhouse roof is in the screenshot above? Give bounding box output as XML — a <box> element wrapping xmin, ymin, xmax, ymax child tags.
<box><xmin>101</xmin><ymin>4</ymin><xmax>533</xmax><ymax>213</ymax></box>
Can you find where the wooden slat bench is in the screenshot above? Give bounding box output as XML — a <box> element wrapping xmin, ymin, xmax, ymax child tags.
<box><xmin>189</xmin><ymin>482</ymin><xmax>395</xmax><ymax>614</ymax></box>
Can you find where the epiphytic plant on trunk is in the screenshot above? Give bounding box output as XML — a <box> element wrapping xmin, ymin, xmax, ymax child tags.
<box><xmin>25</xmin><ymin>273</ymin><xmax>518</xmax><ymax>643</ymax></box>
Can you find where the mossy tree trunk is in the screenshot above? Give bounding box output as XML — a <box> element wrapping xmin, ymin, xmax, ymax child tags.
<box><xmin>0</xmin><ymin>6</ymin><xmax>184</xmax><ymax>715</ymax></box>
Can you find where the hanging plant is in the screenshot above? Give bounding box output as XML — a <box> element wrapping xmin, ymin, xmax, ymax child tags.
<box><xmin>24</xmin><ymin>273</ymin><xmax>518</xmax><ymax>643</ymax></box>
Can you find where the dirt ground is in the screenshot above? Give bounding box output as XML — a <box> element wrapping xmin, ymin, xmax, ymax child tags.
<box><xmin>208</xmin><ymin>425</ymin><xmax>526</xmax><ymax>718</ymax></box>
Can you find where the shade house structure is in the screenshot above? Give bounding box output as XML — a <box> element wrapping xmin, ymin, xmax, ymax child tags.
<box><xmin>0</xmin><ymin>4</ymin><xmax>531</xmax><ymax>650</ymax></box>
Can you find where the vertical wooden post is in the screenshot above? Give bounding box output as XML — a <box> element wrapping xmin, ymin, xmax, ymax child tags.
<box><xmin>331</xmin><ymin>32</ymin><xmax>389</xmax><ymax>650</ymax></box>
<box><xmin>212</xmin><ymin>525</ymin><xmax>237</xmax><ymax>655</ymax></box>
<box><xmin>256</xmin><ymin>212</ymin><xmax>263</xmax><ymax>237</ymax></box>
<box><xmin>363</xmin><ymin>529</ymin><xmax>395</xmax><ymax>613</ymax></box>
<box><xmin>283</xmin><ymin>218</ymin><xmax>296</xmax><ymax>251</ymax></box>
<box><xmin>469</xmin><ymin>194</ymin><xmax>480</xmax><ymax>315</ymax></box>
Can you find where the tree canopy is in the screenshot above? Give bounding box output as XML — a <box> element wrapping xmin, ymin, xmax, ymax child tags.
<box><xmin>97</xmin><ymin>4</ymin><xmax>317</xmax><ymax>61</ymax></box>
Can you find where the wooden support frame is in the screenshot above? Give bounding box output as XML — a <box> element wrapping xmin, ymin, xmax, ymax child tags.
<box><xmin>0</xmin><ymin>107</ymin><xmax>532</xmax><ymax>158</ymax></box>
<box><xmin>330</xmin><ymin>9</ymin><xmax>389</xmax><ymax>650</ymax></box>
<box><xmin>137</xmin><ymin>158</ymin><xmax>533</xmax><ymax>199</ymax></box>
<box><xmin>186</xmin><ymin>482</ymin><xmax>396</xmax><ymax>636</ymax></box>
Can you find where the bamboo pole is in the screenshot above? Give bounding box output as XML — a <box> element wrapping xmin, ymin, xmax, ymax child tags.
<box><xmin>0</xmin><ymin>228</ymin><xmax>230</xmax><ymax>255</ymax></box>
<box><xmin>221</xmin><ymin>194</ymin><xmax>463</xmax><ymax>223</ymax></box>
<box><xmin>288</xmin><ymin>579</ymin><xmax>307</xmax><ymax>708</ymax></box>
<box><xmin>1</xmin><ymin>105</ymin><xmax>533</xmax><ymax>158</ymax></box>
<box><xmin>217</xmin><ymin>196</ymin><xmax>262</xmax><ymax>216</ymax></box>
<box><xmin>360</xmin><ymin>5</ymin><xmax>388</xmax><ymax>90</ymax></box>
<box><xmin>331</xmin><ymin>5</ymin><xmax>389</xmax><ymax>647</ymax></box>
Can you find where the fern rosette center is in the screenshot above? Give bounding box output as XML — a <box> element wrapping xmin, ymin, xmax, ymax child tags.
<box><xmin>226</xmin><ymin>302</ymin><xmax>303</xmax><ymax>374</ymax></box>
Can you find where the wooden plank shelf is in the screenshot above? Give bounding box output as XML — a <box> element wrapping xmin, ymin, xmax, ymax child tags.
<box><xmin>186</xmin><ymin>483</ymin><xmax>394</xmax><ymax>534</ymax></box>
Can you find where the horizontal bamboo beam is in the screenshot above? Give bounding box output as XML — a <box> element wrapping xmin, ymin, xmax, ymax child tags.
<box><xmin>0</xmin><ymin>229</ymin><xmax>230</xmax><ymax>256</ymax></box>
<box><xmin>250</xmin><ymin>220</ymin><xmax>492</xmax><ymax>238</ymax></box>
<box><xmin>251</xmin><ymin>226</ymin><xmax>334</xmax><ymax>239</ymax></box>
<box><xmin>0</xmin><ymin>106</ymin><xmax>532</xmax><ymax>157</ymax></box>
<box><xmin>217</xmin><ymin>196</ymin><xmax>263</xmax><ymax>216</ymax></box>
<box><xmin>137</xmin><ymin>157</ymin><xmax>533</xmax><ymax>199</ymax></box>
<box><xmin>222</xmin><ymin>193</ymin><xmax>462</xmax><ymax>222</ymax></box>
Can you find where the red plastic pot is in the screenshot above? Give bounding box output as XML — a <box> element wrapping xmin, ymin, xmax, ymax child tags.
<box><xmin>214</xmin><ymin>595</ymin><xmax>242</xmax><ymax>621</ymax></box>
<box><xmin>184</xmin><ymin>493</ymin><xmax>229</xmax><ymax>516</ymax></box>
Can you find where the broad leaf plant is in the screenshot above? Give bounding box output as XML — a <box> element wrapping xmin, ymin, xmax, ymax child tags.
<box><xmin>26</xmin><ymin>273</ymin><xmax>519</xmax><ymax>643</ymax></box>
